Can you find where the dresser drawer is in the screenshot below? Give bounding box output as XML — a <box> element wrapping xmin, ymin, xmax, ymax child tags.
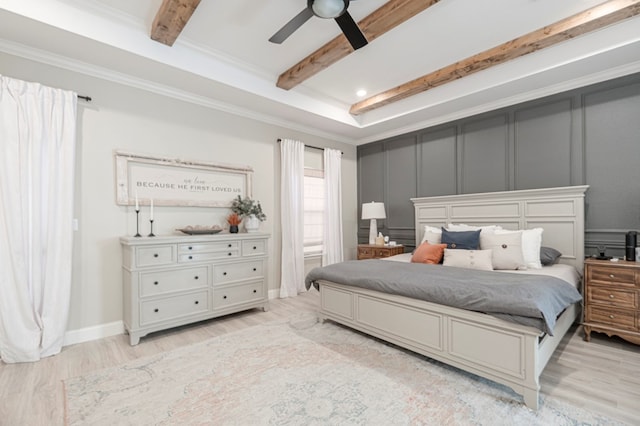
<box><xmin>140</xmin><ymin>267</ymin><xmax>208</xmax><ymax>297</ymax></box>
<box><xmin>213</xmin><ymin>282</ymin><xmax>264</xmax><ymax>309</ymax></box>
<box><xmin>586</xmin><ymin>306</ymin><xmax>636</xmax><ymax>331</ymax></box>
<box><xmin>242</xmin><ymin>239</ymin><xmax>266</xmax><ymax>256</ymax></box>
<box><xmin>140</xmin><ymin>290</ymin><xmax>209</xmax><ymax>325</ymax></box>
<box><xmin>589</xmin><ymin>266</ymin><xmax>636</xmax><ymax>287</ymax></box>
<box><xmin>178</xmin><ymin>241</ymin><xmax>239</xmax><ymax>253</ymax></box>
<box><xmin>214</xmin><ymin>261</ymin><xmax>263</xmax><ymax>284</ymax></box>
<box><xmin>358</xmin><ymin>247</ymin><xmax>373</xmax><ymax>259</ymax></box>
<box><xmin>178</xmin><ymin>250</ymin><xmax>240</xmax><ymax>263</ymax></box>
<box><xmin>136</xmin><ymin>246</ymin><xmax>175</xmax><ymax>267</ymax></box>
<box><xmin>357</xmin><ymin>245</ymin><xmax>404</xmax><ymax>260</ymax></box>
<box><xmin>587</xmin><ymin>286</ymin><xmax>637</xmax><ymax>309</ymax></box>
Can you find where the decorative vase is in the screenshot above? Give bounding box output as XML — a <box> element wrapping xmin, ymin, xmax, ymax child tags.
<box><xmin>244</xmin><ymin>214</ymin><xmax>260</xmax><ymax>233</ymax></box>
<box><xmin>229</xmin><ymin>225</ymin><xmax>239</xmax><ymax>234</ymax></box>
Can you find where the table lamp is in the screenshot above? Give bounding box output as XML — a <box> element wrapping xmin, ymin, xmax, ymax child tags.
<box><xmin>362</xmin><ymin>202</ymin><xmax>386</xmax><ymax>244</ymax></box>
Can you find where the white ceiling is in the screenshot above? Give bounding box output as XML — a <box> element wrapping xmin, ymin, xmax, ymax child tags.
<box><xmin>1</xmin><ymin>0</ymin><xmax>639</xmax><ymax>145</ymax></box>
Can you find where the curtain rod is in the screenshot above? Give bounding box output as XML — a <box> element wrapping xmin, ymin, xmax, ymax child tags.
<box><xmin>277</xmin><ymin>138</ymin><xmax>342</xmax><ymax>154</ymax></box>
<box><xmin>77</xmin><ymin>95</ymin><xmax>92</xmax><ymax>102</ymax></box>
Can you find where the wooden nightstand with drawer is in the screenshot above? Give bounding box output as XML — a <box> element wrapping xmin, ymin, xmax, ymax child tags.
<box><xmin>583</xmin><ymin>258</ymin><xmax>640</xmax><ymax>345</ymax></box>
<box><xmin>357</xmin><ymin>244</ymin><xmax>404</xmax><ymax>260</ymax></box>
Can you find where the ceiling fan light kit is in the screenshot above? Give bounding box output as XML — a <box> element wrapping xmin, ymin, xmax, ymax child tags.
<box><xmin>311</xmin><ymin>0</ymin><xmax>347</xmax><ymax>19</ymax></box>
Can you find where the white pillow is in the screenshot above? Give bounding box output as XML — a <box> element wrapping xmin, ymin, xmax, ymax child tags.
<box><xmin>447</xmin><ymin>223</ymin><xmax>503</xmax><ymax>233</ymax></box>
<box><xmin>421</xmin><ymin>225</ymin><xmax>442</xmax><ymax>244</ymax></box>
<box><xmin>480</xmin><ymin>232</ymin><xmax>526</xmax><ymax>270</ymax></box>
<box><xmin>495</xmin><ymin>228</ymin><xmax>543</xmax><ymax>269</ymax></box>
<box><xmin>443</xmin><ymin>249</ymin><xmax>493</xmax><ymax>271</ymax></box>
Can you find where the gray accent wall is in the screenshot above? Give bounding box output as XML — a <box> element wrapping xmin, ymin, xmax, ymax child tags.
<box><xmin>358</xmin><ymin>73</ymin><xmax>640</xmax><ymax>258</ymax></box>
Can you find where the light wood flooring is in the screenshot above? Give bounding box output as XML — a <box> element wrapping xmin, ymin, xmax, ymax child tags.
<box><xmin>1</xmin><ymin>290</ymin><xmax>639</xmax><ymax>425</ymax></box>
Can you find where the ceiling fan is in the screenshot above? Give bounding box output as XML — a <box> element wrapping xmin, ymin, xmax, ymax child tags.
<box><xmin>269</xmin><ymin>0</ymin><xmax>368</xmax><ymax>51</ymax></box>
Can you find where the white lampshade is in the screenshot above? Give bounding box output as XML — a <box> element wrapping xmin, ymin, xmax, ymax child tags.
<box><xmin>312</xmin><ymin>0</ymin><xmax>346</xmax><ymax>18</ymax></box>
<box><xmin>361</xmin><ymin>202</ymin><xmax>386</xmax><ymax>220</ymax></box>
<box><xmin>362</xmin><ymin>202</ymin><xmax>386</xmax><ymax>245</ymax></box>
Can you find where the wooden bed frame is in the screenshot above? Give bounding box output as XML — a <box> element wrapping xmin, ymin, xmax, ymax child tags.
<box><xmin>316</xmin><ymin>185</ymin><xmax>588</xmax><ymax>410</ymax></box>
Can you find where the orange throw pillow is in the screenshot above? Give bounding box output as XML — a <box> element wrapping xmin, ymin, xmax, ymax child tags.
<box><xmin>411</xmin><ymin>241</ymin><xmax>447</xmax><ymax>264</ymax></box>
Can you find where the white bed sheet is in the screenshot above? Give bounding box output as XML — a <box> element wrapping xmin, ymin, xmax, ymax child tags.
<box><xmin>381</xmin><ymin>253</ymin><xmax>581</xmax><ymax>289</ymax></box>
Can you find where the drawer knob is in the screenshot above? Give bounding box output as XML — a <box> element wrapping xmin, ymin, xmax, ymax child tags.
<box><xmin>188</xmin><ymin>246</ymin><xmax>193</xmax><ymax>250</ymax></box>
<box><xmin>188</xmin><ymin>255</ymin><xmax>193</xmax><ymax>260</ymax></box>
<box><xmin>253</xmin><ymin>289</ymin><xmax>257</xmax><ymax>293</ymax></box>
<box><xmin>228</xmin><ymin>253</ymin><xmax>232</xmax><ymax>256</ymax></box>
<box><xmin>253</xmin><ymin>246</ymin><xmax>257</xmax><ymax>250</ymax></box>
<box><xmin>154</xmin><ymin>281</ymin><xmax>159</xmax><ymax>285</ymax></box>
<box><xmin>609</xmin><ymin>314</ymin><xmax>615</xmax><ymax>319</ymax></box>
<box><xmin>223</xmin><ymin>272</ymin><xmax>227</xmax><ymax>276</ymax></box>
<box><xmin>223</xmin><ymin>295</ymin><xmax>227</xmax><ymax>299</ymax></box>
<box><xmin>609</xmin><ymin>294</ymin><xmax>614</xmax><ymax>299</ymax></box>
<box><xmin>154</xmin><ymin>308</ymin><xmax>159</xmax><ymax>313</ymax></box>
<box><xmin>253</xmin><ymin>268</ymin><xmax>257</xmax><ymax>272</ymax></box>
<box><xmin>194</xmin><ymin>300</ymin><xmax>199</xmax><ymax>305</ymax></box>
<box><xmin>609</xmin><ymin>274</ymin><xmax>615</xmax><ymax>278</ymax></box>
<box><xmin>194</xmin><ymin>276</ymin><xmax>199</xmax><ymax>280</ymax></box>
<box><xmin>153</xmin><ymin>253</ymin><xmax>159</xmax><ymax>258</ymax></box>
<box><xmin>228</xmin><ymin>244</ymin><xmax>232</xmax><ymax>248</ymax></box>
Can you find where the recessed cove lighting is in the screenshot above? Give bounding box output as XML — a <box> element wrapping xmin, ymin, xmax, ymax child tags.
<box><xmin>356</xmin><ymin>89</ymin><xmax>367</xmax><ymax>97</ymax></box>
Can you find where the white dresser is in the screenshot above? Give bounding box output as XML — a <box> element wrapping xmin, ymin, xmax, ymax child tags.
<box><xmin>120</xmin><ymin>233</ymin><xmax>270</xmax><ymax>345</ymax></box>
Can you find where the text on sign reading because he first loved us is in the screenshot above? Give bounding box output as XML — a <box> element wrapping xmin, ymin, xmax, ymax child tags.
<box><xmin>136</xmin><ymin>181</ymin><xmax>242</xmax><ymax>193</ymax></box>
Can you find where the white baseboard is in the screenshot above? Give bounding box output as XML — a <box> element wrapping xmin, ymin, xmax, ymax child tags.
<box><xmin>63</xmin><ymin>321</ymin><xmax>125</xmax><ymax>347</ymax></box>
<box><xmin>268</xmin><ymin>288</ymin><xmax>280</xmax><ymax>300</ymax></box>
<box><xmin>62</xmin><ymin>291</ymin><xmax>284</xmax><ymax>347</ymax></box>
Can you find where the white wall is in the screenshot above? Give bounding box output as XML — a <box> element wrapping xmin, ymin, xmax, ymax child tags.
<box><xmin>0</xmin><ymin>51</ymin><xmax>357</xmax><ymax>339</ymax></box>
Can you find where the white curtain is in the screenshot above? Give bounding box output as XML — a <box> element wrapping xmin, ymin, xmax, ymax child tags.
<box><xmin>0</xmin><ymin>76</ymin><xmax>77</xmax><ymax>363</ymax></box>
<box><xmin>279</xmin><ymin>139</ymin><xmax>305</xmax><ymax>298</ymax></box>
<box><xmin>322</xmin><ymin>148</ymin><xmax>343</xmax><ymax>265</ymax></box>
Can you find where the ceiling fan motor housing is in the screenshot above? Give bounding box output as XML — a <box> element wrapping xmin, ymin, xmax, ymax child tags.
<box><xmin>310</xmin><ymin>0</ymin><xmax>348</xmax><ymax>19</ymax></box>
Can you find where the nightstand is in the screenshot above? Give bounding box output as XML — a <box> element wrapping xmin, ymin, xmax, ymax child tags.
<box><xmin>357</xmin><ymin>244</ymin><xmax>404</xmax><ymax>260</ymax></box>
<box><xmin>583</xmin><ymin>258</ymin><xmax>640</xmax><ymax>345</ymax></box>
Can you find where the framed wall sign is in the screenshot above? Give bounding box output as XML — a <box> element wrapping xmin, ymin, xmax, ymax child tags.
<box><xmin>115</xmin><ymin>151</ymin><xmax>253</xmax><ymax>207</ymax></box>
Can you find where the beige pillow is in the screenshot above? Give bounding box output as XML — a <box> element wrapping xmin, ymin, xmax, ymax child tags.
<box><xmin>421</xmin><ymin>225</ymin><xmax>442</xmax><ymax>244</ymax></box>
<box><xmin>495</xmin><ymin>228</ymin><xmax>543</xmax><ymax>269</ymax></box>
<box><xmin>480</xmin><ymin>232</ymin><xmax>526</xmax><ymax>270</ymax></box>
<box><xmin>443</xmin><ymin>249</ymin><xmax>493</xmax><ymax>271</ymax></box>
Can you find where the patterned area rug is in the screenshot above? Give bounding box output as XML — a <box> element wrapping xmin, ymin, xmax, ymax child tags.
<box><xmin>64</xmin><ymin>315</ymin><xmax>620</xmax><ymax>425</ymax></box>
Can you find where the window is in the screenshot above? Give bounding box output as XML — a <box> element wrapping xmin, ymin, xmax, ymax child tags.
<box><xmin>303</xmin><ymin>168</ymin><xmax>324</xmax><ymax>255</ymax></box>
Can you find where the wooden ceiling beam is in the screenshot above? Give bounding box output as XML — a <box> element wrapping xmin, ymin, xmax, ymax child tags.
<box><xmin>276</xmin><ymin>0</ymin><xmax>441</xmax><ymax>90</ymax></box>
<box><xmin>350</xmin><ymin>0</ymin><xmax>640</xmax><ymax>115</ymax></box>
<box><xmin>151</xmin><ymin>0</ymin><xmax>201</xmax><ymax>46</ymax></box>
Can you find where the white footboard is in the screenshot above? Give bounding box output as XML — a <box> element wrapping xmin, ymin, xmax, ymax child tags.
<box><xmin>317</xmin><ymin>280</ymin><xmax>579</xmax><ymax>410</ymax></box>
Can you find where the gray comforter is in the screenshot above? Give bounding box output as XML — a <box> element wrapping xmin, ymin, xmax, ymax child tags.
<box><xmin>305</xmin><ymin>260</ymin><xmax>582</xmax><ymax>335</ymax></box>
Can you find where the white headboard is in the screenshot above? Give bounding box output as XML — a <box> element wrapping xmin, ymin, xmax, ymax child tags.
<box><xmin>410</xmin><ymin>185</ymin><xmax>589</xmax><ymax>270</ymax></box>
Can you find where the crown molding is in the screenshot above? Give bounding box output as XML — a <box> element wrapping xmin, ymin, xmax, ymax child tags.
<box><xmin>0</xmin><ymin>38</ymin><xmax>356</xmax><ymax>144</ymax></box>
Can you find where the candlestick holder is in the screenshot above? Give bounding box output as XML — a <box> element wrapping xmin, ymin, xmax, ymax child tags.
<box><xmin>148</xmin><ymin>219</ymin><xmax>155</xmax><ymax>237</ymax></box>
<box><xmin>134</xmin><ymin>209</ymin><xmax>141</xmax><ymax>237</ymax></box>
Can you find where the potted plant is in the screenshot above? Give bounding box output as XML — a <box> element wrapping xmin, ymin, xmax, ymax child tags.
<box><xmin>231</xmin><ymin>195</ymin><xmax>266</xmax><ymax>233</ymax></box>
<box><xmin>227</xmin><ymin>212</ymin><xmax>241</xmax><ymax>233</ymax></box>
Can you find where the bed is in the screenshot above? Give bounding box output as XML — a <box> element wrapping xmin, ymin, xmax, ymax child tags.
<box><xmin>306</xmin><ymin>185</ymin><xmax>588</xmax><ymax>410</ymax></box>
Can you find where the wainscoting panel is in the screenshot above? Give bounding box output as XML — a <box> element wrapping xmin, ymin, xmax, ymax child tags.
<box><xmin>514</xmin><ymin>99</ymin><xmax>573</xmax><ymax>190</ymax></box>
<box><xmin>583</xmin><ymin>82</ymin><xmax>640</xmax><ymax>234</ymax></box>
<box><xmin>418</xmin><ymin>126</ymin><xmax>458</xmax><ymax>197</ymax></box>
<box><xmin>358</xmin><ymin>142</ymin><xmax>386</xmax><ymax>234</ymax></box>
<box><xmin>385</xmin><ymin>136</ymin><xmax>417</xmax><ymax>231</ymax></box>
<box><xmin>460</xmin><ymin>114</ymin><xmax>509</xmax><ymax>195</ymax></box>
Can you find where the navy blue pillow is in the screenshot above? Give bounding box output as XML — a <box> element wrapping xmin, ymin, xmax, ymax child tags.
<box><xmin>440</xmin><ymin>228</ymin><xmax>481</xmax><ymax>250</ymax></box>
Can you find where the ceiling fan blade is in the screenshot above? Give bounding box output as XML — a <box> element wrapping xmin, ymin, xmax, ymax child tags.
<box><xmin>335</xmin><ymin>11</ymin><xmax>367</xmax><ymax>50</ymax></box>
<box><xmin>269</xmin><ymin>7</ymin><xmax>314</xmax><ymax>44</ymax></box>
